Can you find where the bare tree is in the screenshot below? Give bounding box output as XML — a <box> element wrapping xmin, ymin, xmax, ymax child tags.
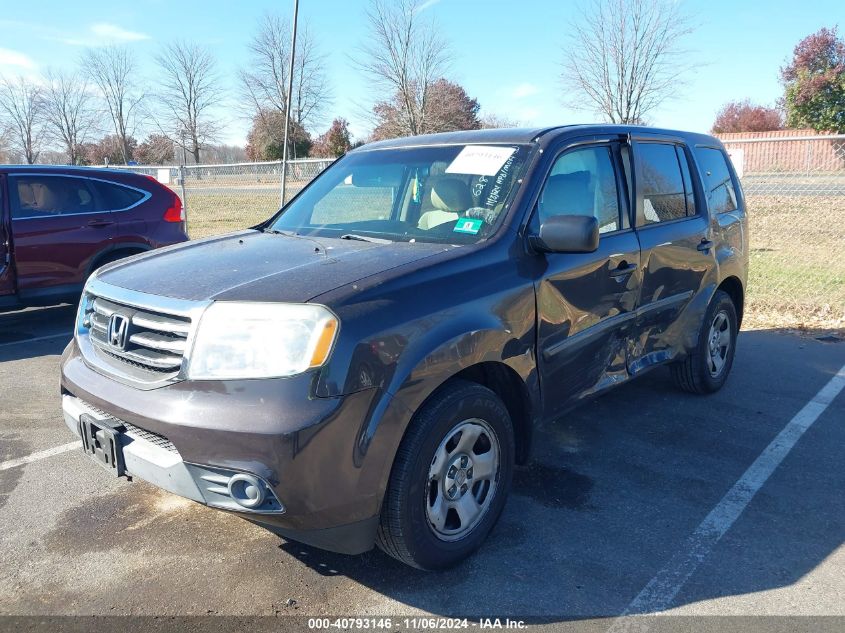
<box><xmin>561</xmin><ymin>0</ymin><xmax>694</xmax><ymax>124</ymax></box>
<box><xmin>239</xmin><ymin>13</ymin><xmax>330</xmax><ymax>133</ymax></box>
<box><xmin>154</xmin><ymin>41</ymin><xmax>222</xmax><ymax>164</ymax></box>
<box><xmin>81</xmin><ymin>45</ymin><xmax>144</xmax><ymax>163</ymax></box>
<box><xmin>480</xmin><ymin>113</ymin><xmax>521</xmax><ymax>129</ymax></box>
<box><xmin>0</xmin><ymin>76</ymin><xmax>44</xmax><ymax>164</ymax></box>
<box><xmin>355</xmin><ymin>0</ymin><xmax>450</xmax><ymax>137</ymax></box>
<box><xmin>43</xmin><ymin>69</ymin><xmax>97</xmax><ymax>165</ymax></box>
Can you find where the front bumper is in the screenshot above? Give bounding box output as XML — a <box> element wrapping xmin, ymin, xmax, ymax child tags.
<box><xmin>62</xmin><ymin>395</ymin><xmax>284</xmax><ymax>513</ymax></box>
<box><xmin>60</xmin><ymin>339</ymin><xmax>405</xmax><ymax>554</ymax></box>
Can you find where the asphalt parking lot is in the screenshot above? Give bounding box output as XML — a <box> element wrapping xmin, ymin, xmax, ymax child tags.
<box><xmin>0</xmin><ymin>305</ymin><xmax>843</xmax><ymax>626</ymax></box>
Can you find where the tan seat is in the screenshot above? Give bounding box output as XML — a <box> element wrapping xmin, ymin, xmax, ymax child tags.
<box><xmin>417</xmin><ymin>178</ymin><xmax>472</xmax><ymax>230</ymax></box>
<box><xmin>31</xmin><ymin>182</ymin><xmax>65</xmax><ymax>214</ymax></box>
<box><xmin>17</xmin><ymin>182</ymin><xmax>36</xmax><ymax>210</ymax></box>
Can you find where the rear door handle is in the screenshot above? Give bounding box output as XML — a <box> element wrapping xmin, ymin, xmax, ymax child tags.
<box><xmin>87</xmin><ymin>219</ymin><xmax>113</xmax><ymax>228</ymax></box>
<box><xmin>697</xmin><ymin>239</ymin><xmax>714</xmax><ymax>252</ymax></box>
<box><xmin>609</xmin><ymin>261</ymin><xmax>638</xmax><ymax>278</ymax></box>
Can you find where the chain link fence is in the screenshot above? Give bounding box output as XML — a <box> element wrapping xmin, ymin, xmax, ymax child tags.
<box><xmin>720</xmin><ymin>134</ymin><xmax>845</xmax><ymax>331</ymax></box>
<box><xmin>116</xmin><ymin>138</ymin><xmax>845</xmax><ymax>332</ymax></box>
<box><xmin>118</xmin><ymin>158</ymin><xmax>334</xmax><ymax>239</ymax></box>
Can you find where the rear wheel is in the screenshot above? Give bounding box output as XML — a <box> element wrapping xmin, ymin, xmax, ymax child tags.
<box><xmin>376</xmin><ymin>380</ymin><xmax>514</xmax><ymax>570</ymax></box>
<box><xmin>671</xmin><ymin>290</ymin><xmax>738</xmax><ymax>394</ymax></box>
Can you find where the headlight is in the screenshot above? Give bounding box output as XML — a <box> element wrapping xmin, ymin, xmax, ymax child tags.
<box><xmin>188</xmin><ymin>302</ymin><xmax>339</xmax><ymax>380</ymax></box>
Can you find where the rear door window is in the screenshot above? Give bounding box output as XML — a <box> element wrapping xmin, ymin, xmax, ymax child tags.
<box><xmin>695</xmin><ymin>148</ymin><xmax>738</xmax><ymax>214</ymax></box>
<box><xmin>88</xmin><ymin>179</ymin><xmax>147</xmax><ymax>211</ymax></box>
<box><xmin>636</xmin><ymin>143</ymin><xmax>695</xmax><ymax>225</ymax></box>
<box><xmin>10</xmin><ymin>176</ymin><xmax>96</xmax><ymax>218</ymax></box>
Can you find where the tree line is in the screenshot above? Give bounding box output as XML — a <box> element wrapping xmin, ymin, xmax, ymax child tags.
<box><xmin>711</xmin><ymin>27</ymin><xmax>845</xmax><ymax>134</ymax></box>
<box><xmin>555</xmin><ymin>0</ymin><xmax>844</xmax><ymax>135</ymax></box>
<box><xmin>0</xmin><ymin>0</ymin><xmax>513</xmax><ymax>167</ymax></box>
<box><xmin>0</xmin><ymin>41</ymin><xmax>247</xmax><ymax>167</ymax></box>
<box><xmin>2</xmin><ymin>0</ymin><xmax>840</xmax><ymax>166</ymax></box>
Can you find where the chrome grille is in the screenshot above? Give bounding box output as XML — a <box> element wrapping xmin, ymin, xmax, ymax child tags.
<box><xmin>81</xmin><ymin>293</ymin><xmax>191</xmax><ymax>379</ymax></box>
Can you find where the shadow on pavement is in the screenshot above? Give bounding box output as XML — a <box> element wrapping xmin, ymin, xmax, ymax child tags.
<box><xmin>273</xmin><ymin>328</ymin><xmax>845</xmax><ymax>619</ymax></box>
<box><xmin>2</xmin><ymin>319</ymin><xmax>844</xmax><ymax>619</ymax></box>
<box><xmin>0</xmin><ymin>305</ymin><xmax>75</xmax><ymax>362</ymax></box>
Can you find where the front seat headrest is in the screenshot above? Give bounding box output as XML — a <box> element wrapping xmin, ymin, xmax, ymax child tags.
<box><xmin>430</xmin><ymin>178</ymin><xmax>472</xmax><ymax>213</ymax></box>
<box><xmin>17</xmin><ymin>182</ymin><xmax>36</xmax><ymax>209</ymax></box>
<box><xmin>32</xmin><ymin>182</ymin><xmax>64</xmax><ymax>212</ymax></box>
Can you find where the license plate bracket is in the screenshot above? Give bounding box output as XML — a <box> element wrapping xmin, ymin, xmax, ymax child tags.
<box><xmin>78</xmin><ymin>413</ymin><xmax>126</xmax><ymax>477</ymax></box>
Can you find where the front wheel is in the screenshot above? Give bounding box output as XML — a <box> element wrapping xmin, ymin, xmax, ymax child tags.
<box><xmin>671</xmin><ymin>290</ymin><xmax>738</xmax><ymax>394</ymax></box>
<box><xmin>376</xmin><ymin>380</ymin><xmax>514</xmax><ymax>570</ymax></box>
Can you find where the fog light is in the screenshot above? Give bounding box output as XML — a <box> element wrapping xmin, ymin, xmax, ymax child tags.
<box><xmin>188</xmin><ymin>464</ymin><xmax>285</xmax><ymax>514</ymax></box>
<box><xmin>228</xmin><ymin>473</ymin><xmax>266</xmax><ymax>509</ymax></box>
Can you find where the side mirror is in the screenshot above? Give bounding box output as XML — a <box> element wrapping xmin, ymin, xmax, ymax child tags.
<box><xmin>532</xmin><ymin>215</ymin><xmax>599</xmax><ymax>253</ymax></box>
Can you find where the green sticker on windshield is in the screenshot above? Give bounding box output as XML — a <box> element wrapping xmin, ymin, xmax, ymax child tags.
<box><xmin>453</xmin><ymin>218</ymin><xmax>483</xmax><ymax>235</ymax></box>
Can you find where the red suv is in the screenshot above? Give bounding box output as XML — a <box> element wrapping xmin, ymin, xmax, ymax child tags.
<box><xmin>0</xmin><ymin>166</ymin><xmax>188</xmax><ymax>310</ymax></box>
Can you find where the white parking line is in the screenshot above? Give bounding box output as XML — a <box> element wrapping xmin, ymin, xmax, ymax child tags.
<box><xmin>0</xmin><ymin>333</ymin><xmax>71</xmax><ymax>348</ymax></box>
<box><xmin>610</xmin><ymin>361</ymin><xmax>845</xmax><ymax>628</ymax></box>
<box><xmin>0</xmin><ymin>441</ymin><xmax>80</xmax><ymax>471</ymax></box>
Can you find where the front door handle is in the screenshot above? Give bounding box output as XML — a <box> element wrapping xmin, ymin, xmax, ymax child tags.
<box><xmin>87</xmin><ymin>219</ymin><xmax>113</xmax><ymax>228</ymax></box>
<box><xmin>609</xmin><ymin>261</ymin><xmax>638</xmax><ymax>278</ymax></box>
<box><xmin>697</xmin><ymin>239</ymin><xmax>714</xmax><ymax>252</ymax></box>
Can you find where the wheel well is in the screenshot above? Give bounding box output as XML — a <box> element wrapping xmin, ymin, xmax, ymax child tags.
<box><xmin>451</xmin><ymin>362</ymin><xmax>533</xmax><ymax>464</ymax></box>
<box><xmin>91</xmin><ymin>247</ymin><xmax>146</xmax><ymax>273</ymax></box>
<box><xmin>717</xmin><ymin>276</ymin><xmax>744</xmax><ymax>327</ymax></box>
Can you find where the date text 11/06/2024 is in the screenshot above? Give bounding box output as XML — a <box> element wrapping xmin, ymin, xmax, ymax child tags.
<box><xmin>307</xmin><ymin>618</ymin><xmax>528</xmax><ymax>630</ymax></box>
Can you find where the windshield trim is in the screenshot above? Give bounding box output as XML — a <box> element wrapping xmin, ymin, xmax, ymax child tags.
<box><xmin>351</xmin><ymin>139</ymin><xmax>540</xmax><ymax>154</ymax></box>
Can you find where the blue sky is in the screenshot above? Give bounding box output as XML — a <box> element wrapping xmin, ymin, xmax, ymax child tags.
<box><xmin>0</xmin><ymin>0</ymin><xmax>841</xmax><ymax>146</ymax></box>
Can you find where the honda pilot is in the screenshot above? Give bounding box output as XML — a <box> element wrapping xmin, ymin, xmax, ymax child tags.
<box><xmin>60</xmin><ymin>125</ymin><xmax>747</xmax><ymax>569</ymax></box>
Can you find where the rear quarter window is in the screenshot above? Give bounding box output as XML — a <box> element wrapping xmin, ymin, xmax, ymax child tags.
<box><xmin>695</xmin><ymin>148</ymin><xmax>738</xmax><ymax>214</ymax></box>
<box><xmin>89</xmin><ymin>179</ymin><xmax>147</xmax><ymax>211</ymax></box>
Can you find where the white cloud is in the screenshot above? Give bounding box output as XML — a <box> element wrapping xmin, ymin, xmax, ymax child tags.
<box><xmin>0</xmin><ymin>48</ymin><xmax>37</xmax><ymax>70</ymax></box>
<box><xmin>512</xmin><ymin>83</ymin><xmax>540</xmax><ymax>99</ymax></box>
<box><xmin>89</xmin><ymin>23</ymin><xmax>150</xmax><ymax>42</ymax></box>
<box><xmin>416</xmin><ymin>0</ymin><xmax>442</xmax><ymax>12</ymax></box>
<box><xmin>0</xmin><ymin>19</ymin><xmax>149</xmax><ymax>48</ymax></box>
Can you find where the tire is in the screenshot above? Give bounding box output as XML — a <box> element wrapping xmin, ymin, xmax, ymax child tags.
<box><xmin>671</xmin><ymin>290</ymin><xmax>738</xmax><ymax>394</ymax></box>
<box><xmin>376</xmin><ymin>379</ymin><xmax>515</xmax><ymax>570</ymax></box>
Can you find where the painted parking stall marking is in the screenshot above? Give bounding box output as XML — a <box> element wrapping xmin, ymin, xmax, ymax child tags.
<box><xmin>609</xmin><ymin>361</ymin><xmax>845</xmax><ymax>630</ymax></box>
<box><xmin>0</xmin><ymin>441</ymin><xmax>80</xmax><ymax>471</ymax></box>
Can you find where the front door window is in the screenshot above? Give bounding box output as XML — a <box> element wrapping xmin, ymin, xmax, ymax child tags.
<box><xmin>538</xmin><ymin>145</ymin><xmax>622</xmax><ymax>234</ymax></box>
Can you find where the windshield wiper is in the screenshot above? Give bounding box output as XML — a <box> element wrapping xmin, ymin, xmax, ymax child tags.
<box><xmin>339</xmin><ymin>233</ymin><xmax>392</xmax><ymax>244</ymax></box>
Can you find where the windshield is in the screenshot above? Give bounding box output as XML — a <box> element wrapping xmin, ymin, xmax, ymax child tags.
<box><xmin>268</xmin><ymin>144</ymin><xmax>531</xmax><ymax>244</ymax></box>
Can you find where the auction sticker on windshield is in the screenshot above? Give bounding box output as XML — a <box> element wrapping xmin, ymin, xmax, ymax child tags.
<box><xmin>446</xmin><ymin>145</ymin><xmax>516</xmax><ymax>176</ymax></box>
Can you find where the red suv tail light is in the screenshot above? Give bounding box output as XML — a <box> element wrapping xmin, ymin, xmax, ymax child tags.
<box><xmin>142</xmin><ymin>175</ymin><xmax>185</xmax><ymax>224</ymax></box>
<box><xmin>163</xmin><ymin>195</ymin><xmax>185</xmax><ymax>223</ymax></box>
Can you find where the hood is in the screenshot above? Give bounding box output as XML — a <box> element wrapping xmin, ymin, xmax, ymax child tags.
<box><xmin>97</xmin><ymin>230</ymin><xmax>451</xmax><ymax>303</ymax></box>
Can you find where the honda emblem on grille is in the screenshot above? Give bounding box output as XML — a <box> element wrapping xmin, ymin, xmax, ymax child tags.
<box><xmin>107</xmin><ymin>314</ymin><xmax>129</xmax><ymax>350</ymax></box>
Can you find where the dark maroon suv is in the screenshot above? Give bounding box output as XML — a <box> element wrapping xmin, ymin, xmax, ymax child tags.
<box><xmin>0</xmin><ymin>166</ymin><xmax>188</xmax><ymax>310</ymax></box>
